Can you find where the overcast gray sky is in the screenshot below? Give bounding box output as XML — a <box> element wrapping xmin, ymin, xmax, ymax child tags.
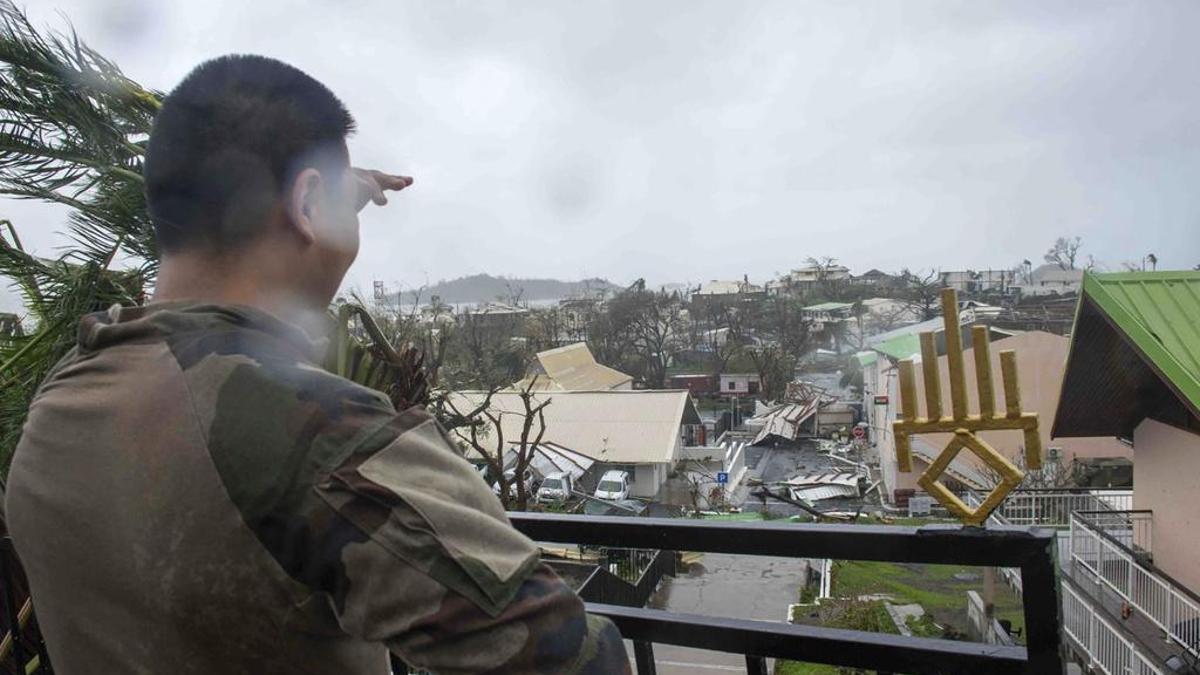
<box><xmin>4</xmin><ymin>0</ymin><xmax>1199</xmax><ymax>311</ymax></box>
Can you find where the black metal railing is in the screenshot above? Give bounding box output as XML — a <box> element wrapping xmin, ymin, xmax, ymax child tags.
<box><xmin>1</xmin><ymin>537</ymin><xmax>51</xmax><ymax>675</ymax></box>
<box><xmin>7</xmin><ymin>517</ymin><xmax>1063</xmax><ymax>675</ymax></box>
<box><xmin>509</xmin><ymin>512</ymin><xmax>1063</xmax><ymax>675</ymax></box>
<box><xmin>577</xmin><ymin>548</ymin><xmax>677</xmax><ymax>608</ymax></box>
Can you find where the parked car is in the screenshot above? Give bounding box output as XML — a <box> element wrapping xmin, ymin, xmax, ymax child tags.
<box><xmin>493</xmin><ymin>468</ymin><xmax>538</xmax><ymax>498</ymax></box>
<box><xmin>593</xmin><ymin>470</ymin><xmax>631</xmax><ymax>501</ymax></box>
<box><xmin>536</xmin><ymin>472</ymin><xmax>574</xmax><ymax>503</ymax></box>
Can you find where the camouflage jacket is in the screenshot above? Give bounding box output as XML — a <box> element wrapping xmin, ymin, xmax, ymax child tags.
<box><xmin>5</xmin><ymin>303</ymin><xmax>629</xmax><ymax>674</ymax></box>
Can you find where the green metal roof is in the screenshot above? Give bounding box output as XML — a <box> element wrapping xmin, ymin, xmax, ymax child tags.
<box><xmin>1083</xmin><ymin>271</ymin><xmax>1200</xmax><ymax>413</ymax></box>
<box><xmin>873</xmin><ymin>334</ymin><xmax>921</xmax><ymax>361</ymax></box>
<box><xmin>854</xmin><ymin>351</ymin><xmax>878</xmax><ymax>368</ymax></box>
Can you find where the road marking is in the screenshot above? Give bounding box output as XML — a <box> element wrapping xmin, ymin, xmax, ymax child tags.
<box><xmin>644</xmin><ymin>660</ymin><xmax>746</xmax><ymax>672</ymax></box>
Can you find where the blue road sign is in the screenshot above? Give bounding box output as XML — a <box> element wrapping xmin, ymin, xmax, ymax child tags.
<box><xmin>716</xmin><ymin>471</ymin><xmax>729</xmax><ymax>485</ymax></box>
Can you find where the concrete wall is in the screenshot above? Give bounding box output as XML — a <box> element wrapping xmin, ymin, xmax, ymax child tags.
<box><xmin>870</xmin><ymin>357</ymin><xmax>921</xmax><ymax>501</ymax></box>
<box><xmin>632</xmin><ymin>463</ymin><xmax>666</xmax><ymax>498</ymax></box>
<box><xmin>1133</xmin><ymin>418</ymin><xmax>1200</xmax><ymax>592</ymax></box>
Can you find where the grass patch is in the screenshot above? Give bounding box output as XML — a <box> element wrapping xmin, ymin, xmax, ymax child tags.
<box><xmin>778</xmin><ymin>599</ymin><xmax>897</xmax><ymax>674</ymax></box>
<box><xmin>774</xmin><ymin>662</ymin><xmax>840</xmax><ymax>675</ymax></box>
<box><xmin>831</xmin><ymin>560</ymin><xmax>1025</xmax><ymax>641</ymax></box>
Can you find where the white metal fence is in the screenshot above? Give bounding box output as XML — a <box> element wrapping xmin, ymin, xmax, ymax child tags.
<box><xmin>1070</xmin><ymin>512</ymin><xmax>1200</xmax><ymax>658</ymax></box>
<box><xmin>1062</xmin><ymin>582</ymin><xmax>1163</xmax><ymax>675</ymax></box>
<box><xmin>990</xmin><ymin>489</ymin><xmax>1133</xmax><ymax>527</ymax></box>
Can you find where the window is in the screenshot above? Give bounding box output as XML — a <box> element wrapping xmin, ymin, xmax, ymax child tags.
<box><xmin>728</xmin><ymin>381</ymin><xmax>736</xmax><ymax>391</ymax></box>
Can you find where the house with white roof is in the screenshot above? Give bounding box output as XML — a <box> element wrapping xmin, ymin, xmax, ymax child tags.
<box><xmin>1017</xmin><ymin>264</ymin><xmax>1084</xmax><ymax>296</ymax></box>
<box><xmin>447</xmin><ymin>389</ymin><xmax>702</xmax><ymax>498</ymax></box>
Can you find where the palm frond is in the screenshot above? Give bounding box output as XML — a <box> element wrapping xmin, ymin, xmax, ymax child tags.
<box><xmin>0</xmin><ymin>0</ymin><xmax>160</xmax><ymax>279</ymax></box>
<box><xmin>325</xmin><ymin>303</ymin><xmax>430</xmax><ymax>411</ymax></box>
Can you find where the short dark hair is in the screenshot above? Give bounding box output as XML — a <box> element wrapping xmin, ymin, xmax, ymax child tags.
<box><xmin>144</xmin><ymin>55</ymin><xmax>356</xmax><ymax>253</ymax></box>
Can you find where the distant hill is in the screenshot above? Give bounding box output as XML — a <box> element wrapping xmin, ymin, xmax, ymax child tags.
<box><xmin>395</xmin><ymin>274</ymin><xmax>623</xmax><ymax>305</ymax></box>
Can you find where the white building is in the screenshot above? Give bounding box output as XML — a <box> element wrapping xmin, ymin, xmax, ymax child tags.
<box><xmin>772</xmin><ymin>264</ymin><xmax>852</xmax><ymax>295</ymax></box>
<box><xmin>1017</xmin><ymin>264</ymin><xmax>1084</xmax><ymax>296</ymax></box>
<box><xmin>447</xmin><ymin>389</ymin><xmax>702</xmax><ymax>498</ymax></box>
<box><xmin>719</xmin><ymin>373</ymin><xmax>761</xmax><ymax>396</ymax></box>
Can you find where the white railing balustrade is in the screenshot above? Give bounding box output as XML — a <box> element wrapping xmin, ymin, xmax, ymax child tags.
<box><xmin>1063</xmin><ymin>583</ymin><xmax>1163</xmax><ymax>675</ymax></box>
<box><xmin>1071</xmin><ymin>512</ymin><xmax>1199</xmax><ymax>658</ymax></box>
<box><xmin>990</xmin><ymin>489</ymin><xmax>1133</xmax><ymax>527</ymax></box>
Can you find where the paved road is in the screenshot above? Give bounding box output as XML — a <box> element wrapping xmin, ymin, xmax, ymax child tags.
<box><xmin>629</xmin><ymin>552</ymin><xmax>813</xmax><ymax>674</ymax></box>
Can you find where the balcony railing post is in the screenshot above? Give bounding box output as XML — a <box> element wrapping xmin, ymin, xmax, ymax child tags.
<box><xmin>745</xmin><ymin>655</ymin><xmax>767</xmax><ymax>675</ymax></box>
<box><xmin>633</xmin><ymin>640</ymin><xmax>656</xmax><ymax>675</ymax></box>
<box><xmin>1127</xmin><ymin>556</ymin><xmax>1134</xmax><ymax>604</ymax></box>
<box><xmin>1021</xmin><ymin>535</ymin><xmax>1064</xmax><ymax>674</ymax></box>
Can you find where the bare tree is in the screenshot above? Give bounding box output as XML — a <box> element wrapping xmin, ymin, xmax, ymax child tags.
<box><xmin>694</xmin><ymin>300</ymin><xmax>744</xmax><ymax>381</ymax></box>
<box><xmin>499</xmin><ymin>279</ymin><xmax>526</xmax><ymax>306</ymax></box>
<box><xmin>528</xmin><ymin>306</ymin><xmax>567</xmax><ymax>352</ymax></box>
<box><xmin>1044</xmin><ymin>236</ymin><xmax>1082</xmax><ymax>271</ymax></box>
<box><xmin>441</xmin><ymin>379</ymin><xmax>550</xmax><ymax>511</ymax></box>
<box><xmin>805</xmin><ymin>256</ymin><xmax>844</xmax><ymax>300</ymax></box>
<box><xmin>597</xmin><ymin>280</ymin><xmax>685</xmax><ymax>389</ymax></box>
<box><xmin>899</xmin><ymin>268</ymin><xmax>941</xmax><ymax>321</ymax></box>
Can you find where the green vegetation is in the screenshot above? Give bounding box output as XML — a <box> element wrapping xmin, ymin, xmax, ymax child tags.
<box><xmin>774</xmin><ymin>662</ymin><xmax>840</xmax><ymax>675</ymax></box>
<box><xmin>831</xmin><ymin>560</ymin><xmax>1025</xmax><ymax>640</ymax></box>
<box><xmin>906</xmin><ymin>612</ymin><xmax>943</xmax><ymax>638</ymax></box>
<box><xmin>777</xmin><ymin>599</ymin><xmax>897</xmax><ymax>675</ymax></box>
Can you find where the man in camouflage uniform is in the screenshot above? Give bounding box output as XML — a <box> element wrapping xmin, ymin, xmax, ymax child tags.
<box><xmin>4</xmin><ymin>55</ymin><xmax>630</xmax><ymax>674</ymax></box>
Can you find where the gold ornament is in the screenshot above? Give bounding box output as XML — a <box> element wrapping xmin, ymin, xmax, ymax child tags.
<box><xmin>893</xmin><ymin>289</ymin><xmax>1041</xmax><ymax>526</ymax></box>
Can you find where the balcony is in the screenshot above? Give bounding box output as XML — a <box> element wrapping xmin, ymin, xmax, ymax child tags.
<box><xmin>5</xmin><ymin>513</ymin><xmax>1065</xmax><ymax>674</ymax></box>
<box><xmin>491</xmin><ymin>513</ymin><xmax>1060</xmax><ymax>673</ymax></box>
<box><xmin>1063</xmin><ymin>511</ymin><xmax>1200</xmax><ymax>674</ymax></box>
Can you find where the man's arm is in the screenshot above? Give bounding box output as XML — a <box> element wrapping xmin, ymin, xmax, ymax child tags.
<box><xmin>311</xmin><ymin>409</ymin><xmax>630</xmax><ymax>674</ymax></box>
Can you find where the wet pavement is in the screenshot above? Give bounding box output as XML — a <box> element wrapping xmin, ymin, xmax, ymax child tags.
<box><xmin>636</xmin><ymin>552</ymin><xmax>814</xmax><ymax>674</ymax></box>
<box><xmin>613</xmin><ymin>442</ymin><xmax>877</xmax><ymax>672</ymax></box>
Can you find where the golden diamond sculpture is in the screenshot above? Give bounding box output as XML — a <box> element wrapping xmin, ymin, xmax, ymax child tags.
<box><xmin>892</xmin><ymin>288</ymin><xmax>1041</xmax><ymax>526</ymax></box>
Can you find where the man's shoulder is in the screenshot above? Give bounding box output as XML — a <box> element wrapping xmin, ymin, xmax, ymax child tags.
<box><xmin>165</xmin><ymin>315</ymin><xmax>394</xmax><ymax>434</ymax></box>
<box><xmin>165</xmin><ymin>319</ymin><xmax>414</xmax><ymax>524</ymax></box>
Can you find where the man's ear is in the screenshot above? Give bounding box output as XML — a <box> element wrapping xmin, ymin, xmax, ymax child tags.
<box><xmin>285</xmin><ymin>168</ymin><xmax>323</xmax><ymax>245</ymax></box>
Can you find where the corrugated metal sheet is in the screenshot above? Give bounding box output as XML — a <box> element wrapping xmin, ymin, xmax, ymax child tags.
<box><xmin>521</xmin><ymin>443</ymin><xmax>595</xmax><ymax>482</ymax></box>
<box><xmin>1086</xmin><ymin>271</ymin><xmax>1200</xmax><ymax>412</ymax></box>
<box><xmin>785</xmin><ymin>471</ymin><xmax>862</xmax><ymax>502</ymax></box>
<box><xmin>518</xmin><ymin>342</ymin><xmax>633</xmax><ymax>391</ymax></box>
<box><xmin>749</xmin><ymin>399</ymin><xmax>821</xmax><ymax>445</ymax></box>
<box><xmin>874</xmin><ymin>334</ymin><xmax>922</xmax><ymax>361</ymax></box>
<box><xmin>789</xmin><ymin>484</ymin><xmax>859</xmax><ymax>502</ymax></box>
<box><xmin>1054</xmin><ymin>271</ymin><xmax>1200</xmax><ymax>438</ymax></box>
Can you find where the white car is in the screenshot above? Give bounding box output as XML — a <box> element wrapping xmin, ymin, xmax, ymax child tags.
<box><xmin>493</xmin><ymin>468</ymin><xmax>537</xmax><ymax>497</ymax></box>
<box><xmin>593</xmin><ymin>470</ymin><xmax>631</xmax><ymax>501</ymax></box>
<box><xmin>536</xmin><ymin>472</ymin><xmax>574</xmax><ymax>503</ymax></box>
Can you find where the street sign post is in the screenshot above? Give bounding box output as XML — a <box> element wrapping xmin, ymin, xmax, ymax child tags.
<box><xmin>716</xmin><ymin>472</ymin><xmax>729</xmax><ymax>485</ymax></box>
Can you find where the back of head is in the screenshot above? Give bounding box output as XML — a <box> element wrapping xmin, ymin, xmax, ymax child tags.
<box><xmin>144</xmin><ymin>55</ymin><xmax>356</xmax><ymax>254</ymax></box>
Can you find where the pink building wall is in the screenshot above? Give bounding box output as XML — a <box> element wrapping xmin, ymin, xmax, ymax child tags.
<box><xmin>1133</xmin><ymin>418</ymin><xmax>1200</xmax><ymax>593</ymax></box>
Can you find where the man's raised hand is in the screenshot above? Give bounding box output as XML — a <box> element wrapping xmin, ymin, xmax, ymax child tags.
<box><xmin>352</xmin><ymin>168</ymin><xmax>413</xmax><ymax>211</ymax></box>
